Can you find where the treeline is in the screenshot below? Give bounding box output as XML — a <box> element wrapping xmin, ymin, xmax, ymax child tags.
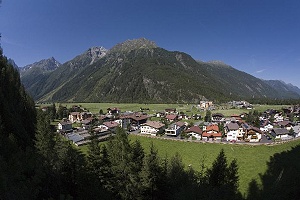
<box><xmin>247</xmin><ymin>98</ymin><xmax>300</xmax><ymax>105</ymax></box>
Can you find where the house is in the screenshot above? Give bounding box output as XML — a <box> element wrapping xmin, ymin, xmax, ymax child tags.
<box><xmin>278</xmin><ymin>120</ymin><xmax>293</xmax><ymax>130</ymax></box>
<box><xmin>199</xmin><ymin>101</ymin><xmax>214</xmax><ymax>110</ymax></box>
<box><xmin>58</xmin><ymin>120</ymin><xmax>73</xmax><ymax>132</ymax></box>
<box><xmin>107</xmin><ymin>107</ymin><xmax>121</xmax><ymax>115</ymax></box>
<box><xmin>165</xmin><ymin>114</ymin><xmax>178</xmax><ymax>122</ymax></box>
<box><xmin>69</xmin><ymin>112</ymin><xmax>81</xmax><ymax>123</ymax></box>
<box><xmin>68</xmin><ymin>111</ymin><xmax>92</xmax><ymax>123</ymax></box>
<box><xmin>120</xmin><ymin>112</ymin><xmax>149</xmax><ymax>129</ymax></box>
<box><xmin>103</xmin><ymin>121</ymin><xmax>120</xmax><ymax>132</ymax></box>
<box><xmin>244</xmin><ymin>126</ymin><xmax>262</xmax><ymax>142</ymax></box>
<box><xmin>98</xmin><ymin>115</ymin><xmax>112</xmax><ymax>122</ymax></box>
<box><xmin>260</xmin><ymin>120</ymin><xmax>274</xmax><ymax>132</ymax></box>
<box><xmin>140</xmin><ymin>121</ymin><xmax>165</xmax><ymax>136</ymax></box>
<box><xmin>225</xmin><ymin>122</ymin><xmax>244</xmax><ymax>142</ymax></box>
<box><xmin>81</xmin><ymin>118</ymin><xmax>92</xmax><ymax>130</ymax></box>
<box><xmin>185</xmin><ymin>125</ymin><xmax>202</xmax><ymax>140</ymax></box>
<box><xmin>293</xmin><ymin>125</ymin><xmax>300</xmax><ymax>138</ymax></box>
<box><xmin>165</xmin><ymin>108</ymin><xmax>176</xmax><ymax>114</ymax></box>
<box><xmin>165</xmin><ymin>121</ymin><xmax>186</xmax><ymax>136</ymax></box>
<box><xmin>212</xmin><ymin>113</ymin><xmax>224</xmax><ymax>122</ymax></box>
<box><xmin>202</xmin><ymin>124</ymin><xmax>222</xmax><ymax>141</ymax></box>
<box><xmin>271</xmin><ymin>128</ymin><xmax>291</xmax><ymax>140</ymax></box>
<box><xmin>231</xmin><ymin>114</ymin><xmax>243</xmax><ymax>123</ymax></box>
<box><xmin>274</xmin><ymin>113</ymin><xmax>284</xmax><ymax>122</ymax></box>
<box><xmin>65</xmin><ymin>129</ymin><xmax>90</xmax><ymax>146</ymax></box>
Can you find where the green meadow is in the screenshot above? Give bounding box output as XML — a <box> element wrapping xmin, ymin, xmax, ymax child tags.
<box><xmin>80</xmin><ymin>136</ymin><xmax>300</xmax><ymax>196</ymax></box>
<box><xmin>128</xmin><ymin>136</ymin><xmax>300</xmax><ymax>196</ymax></box>
<box><xmin>50</xmin><ymin>102</ymin><xmax>289</xmax><ymax>117</ymax></box>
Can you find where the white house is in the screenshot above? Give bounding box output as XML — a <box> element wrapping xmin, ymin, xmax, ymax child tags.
<box><xmin>225</xmin><ymin>122</ymin><xmax>244</xmax><ymax>141</ymax></box>
<box><xmin>293</xmin><ymin>125</ymin><xmax>300</xmax><ymax>138</ymax></box>
<box><xmin>58</xmin><ymin>120</ymin><xmax>72</xmax><ymax>132</ymax></box>
<box><xmin>271</xmin><ymin>128</ymin><xmax>291</xmax><ymax>140</ymax></box>
<box><xmin>140</xmin><ymin>121</ymin><xmax>165</xmax><ymax>136</ymax></box>
<box><xmin>185</xmin><ymin>125</ymin><xmax>202</xmax><ymax>140</ymax></box>
<box><xmin>165</xmin><ymin>121</ymin><xmax>185</xmax><ymax>136</ymax></box>
<box><xmin>244</xmin><ymin>127</ymin><xmax>262</xmax><ymax>142</ymax></box>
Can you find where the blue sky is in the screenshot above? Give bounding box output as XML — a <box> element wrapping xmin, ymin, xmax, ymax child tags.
<box><xmin>1</xmin><ymin>0</ymin><xmax>300</xmax><ymax>87</ymax></box>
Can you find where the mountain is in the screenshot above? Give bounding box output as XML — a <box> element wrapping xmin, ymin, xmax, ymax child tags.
<box><xmin>20</xmin><ymin>38</ymin><xmax>300</xmax><ymax>103</ymax></box>
<box><xmin>264</xmin><ymin>80</ymin><xmax>300</xmax><ymax>97</ymax></box>
<box><xmin>7</xmin><ymin>58</ymin><xmax>19</xmax><ymax>70</ymax></box>
<box><xmin>20</xmin><ymin>57</ymin><xmax>61</xmax><ymax>97</ymax></box>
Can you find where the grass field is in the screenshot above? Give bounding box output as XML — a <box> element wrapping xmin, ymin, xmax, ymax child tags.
<box><xmin>50</xmin><ymin>102</ymin><xmax>289</xmax><ymax>118</ymax></box>
<box><xmin>79</xmin><ymin>135</ymin><xmax>300</xmax><ymax>196</ymax></box>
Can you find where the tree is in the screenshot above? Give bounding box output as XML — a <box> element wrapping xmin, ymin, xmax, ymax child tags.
<box><xmin>289</xmin><ymin>113</ymin><xmax>294</xmax><ymax>122</ymax></box>
<box><xmin>141</xmin><ymin>143</ymin><xmax>166</xmax><ymax>200</ymax></box>
<box><xmin>35</xmin><ymin>110</ymin><xmax>56</xmax><ymax>167</ymax></box>
<box><xmin>99</xmin><ymin>109</ymin><xmax>104</xmax><ymax>115</ymax></box>
<box><xmin>205</xmin><ymin>110</ymin><xmax>212</xmax><ymax>122</ymax></box>
<box><xmin>205</xmin><ymin>149</ymin><xmax>241</xmax><ymax>199</ymax></box>
<box><xmin>106</xmin><ymin>127</ymin><xmax>134</xmax><ymax>199</ymax></box>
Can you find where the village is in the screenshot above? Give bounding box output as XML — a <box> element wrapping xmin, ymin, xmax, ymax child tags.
<box><xmin>53</xmin><ymin>101</ymin><xmax>300</xmax><ymax>146</ymax></box>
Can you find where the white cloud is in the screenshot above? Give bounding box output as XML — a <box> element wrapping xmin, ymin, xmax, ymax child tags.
<box><xmin>255</xmin><ymin>69</ymin><xmax>267</xmax><ymax>73</ymax></box>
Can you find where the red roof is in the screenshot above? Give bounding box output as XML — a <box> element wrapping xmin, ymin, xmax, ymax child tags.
<box><xmin>206</xmin><ymin>124</ymin><xmax>219</xmax><ymax>132</ymax></box>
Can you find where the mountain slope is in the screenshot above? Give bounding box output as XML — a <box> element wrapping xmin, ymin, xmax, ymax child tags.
<box><xmin>20</xmin><ymin>38</ymin><xmax>300</xmax><ymax>103</ymax></box>
<box><xmin>19</xmin><ymin>57</ymin><xmax>61</xmax><ymax>97</ymax></box>
<box><xmin>264</xmin><ymin>80</ymin><xmax>300</xmax><ymax>97</ymax></box>
<box><xmin>22</xmin><ymin>47</ymin><xmax>107</xmax><ymax>100</ymax></box>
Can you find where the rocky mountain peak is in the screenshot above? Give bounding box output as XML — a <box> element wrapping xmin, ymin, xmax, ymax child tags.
<box><xmin>109</xmin><ymin>38</ymin><xmax>157</xmax><ymax>53</ymax></box>
<box><xmin>87</xmin><ymin>46</ymin><xmax>108</xmax><ymax>64</ymax></box>
<box><xmin>22</xmin><ymin>57</ymin><xmax>61</xmax><ymax>71</ymax></box>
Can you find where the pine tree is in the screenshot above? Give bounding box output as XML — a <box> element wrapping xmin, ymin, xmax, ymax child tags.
<box><xmin>106</xmin><ymin>127</ymin><xmax>134</xmax><ymax>199</ymax></box>
<box><xmin>141</xmin><ymin>143</ymin><xmax>165</xmax><ymax>200</ymax></box>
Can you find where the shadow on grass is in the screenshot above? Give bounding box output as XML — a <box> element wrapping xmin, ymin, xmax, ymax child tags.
<box><xmin>247</xmin><ymin>145</ymin><xmax>300</xmax><ymax>200</ymax></box>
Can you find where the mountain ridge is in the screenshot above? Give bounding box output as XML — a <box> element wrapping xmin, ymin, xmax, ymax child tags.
<box><xmin>19</xmin><ymin>38</ymin><xmax>300</xmax><ymax>103</ymax></box>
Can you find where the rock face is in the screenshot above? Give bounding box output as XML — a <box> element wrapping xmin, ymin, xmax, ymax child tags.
<box><xmin>87</xmin><ymin>46</ymin><xmax>108</xmax><ymax>64</ymax></box>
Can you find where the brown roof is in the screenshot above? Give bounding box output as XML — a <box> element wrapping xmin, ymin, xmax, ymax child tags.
<box><xmin>175</xmin><ymin>121</ymin><xmax>185</xmax><ymax>127</ymax></box>
<box><xmin>226</xmin><ymin>122</ymin><xmax>240</xmax><ymax>130</ymax></box>
<box><xmin>278</xmin><ymin>120</ymin><xmax>293</xmax><ymax>126</ymax></box>
<box><xmin>166</xmin><ymin>114</ymin><xmax>177</xmax><ymax>120</ymax></box>
<box><xmin>185</xmin><ymin>126</ymin><xmax>202</xmax><ymax>134</ymax></box>
<box><xmin>120</xmin><ymin>113</ymin><xmax>148</xmax><ymax>121</ymax></box>
<box><xmin>103</xmin><ymin>121</ymin><xmax>119</xmax><ymax>128</ymax></box>
<box><xmin>141</xmin><ymin>121</ymin><xmax>165</xmax><ymax>129</ymax></box>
